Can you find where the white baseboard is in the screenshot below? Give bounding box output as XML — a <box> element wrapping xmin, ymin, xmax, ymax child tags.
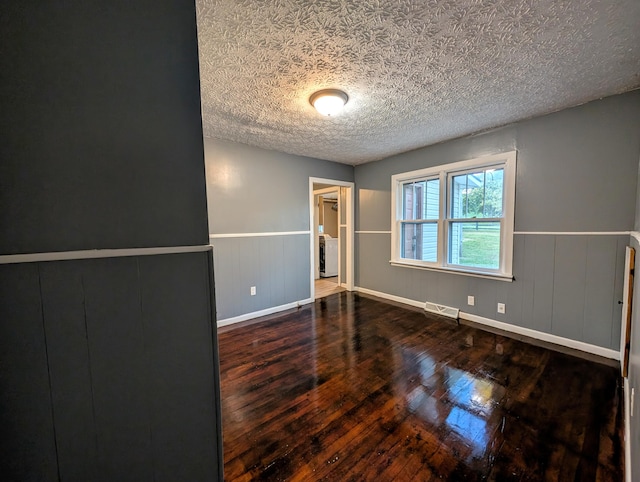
<box><xmin>625</xmin><ymin>377</ymin><xmax>632</xmax><ymax>482</ymax></box>
<box><xmin>217</xmin><ymin>297</ymin><xmax>314</xmax><ymax>327</ymax></box>
<box><xmin>460</xmin><ymin>312</ymin><xmax>619</xmax><ymax>360</ymax></box>
<box><xmin>355</xmin><ymin>286</ymin><xmax>619</xmax><ymax>360</ymax></box>
<box><xmin>355</xmin><ymin>287</ymin><xmax>425</xmax><ymax>309</ymax></box>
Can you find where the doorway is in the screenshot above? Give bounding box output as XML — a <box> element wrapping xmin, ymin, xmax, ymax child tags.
<box><xmin>309</xmin><ymin>178</ymin><xmax>355</xmax><ymax>300</ymax></box>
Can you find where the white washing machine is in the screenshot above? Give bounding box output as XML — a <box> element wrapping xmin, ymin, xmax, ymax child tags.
<box><xmin>320</xmin><ymin>234</ymin><xmax>338</xmax><ymax>277</ymax></box>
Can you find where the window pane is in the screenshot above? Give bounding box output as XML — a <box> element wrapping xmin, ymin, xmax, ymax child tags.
<box><xmin>402</xmin><ymin>179</ymin><xmax>439</xmax><ymax>220</ymax></box>
<box><xmin>450</xmin><ymin>168</ymin><xmax>503</xmax><ymax>219</ymax></box>
<box><xmin>401</xmin><ymin>222</ymin><xmax>438</xmax><ymax>262</ymax></box>
<box><xmin>448</xmin><ymin>222</ymin><xmax>500</xmax><ymax>269</ymax></box>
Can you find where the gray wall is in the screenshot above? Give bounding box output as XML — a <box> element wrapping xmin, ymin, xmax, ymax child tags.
<box><xmin>204</xmin><ymin>138</ymin><xmax>353</xmax><ymax>320</ymax></box>
<box><xmin>355</xmin><ymin>91</ymin><xmax>640</xmax><ymax>351</ymax></box>
<box><xmin>1</xmin><ymin>1</ymin><xmax>222</xmax><ymax>480</ymax></box>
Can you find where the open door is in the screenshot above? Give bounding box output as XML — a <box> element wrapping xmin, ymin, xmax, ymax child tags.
<box><xmin>309</xmin><ymin>178</ymin><xmax>355</xmax><ymax>300</ymax></box>
<box><xmin>621</xmin><ymin>246</ymin><xmax>634</xmax><ymax>377</ymax></box>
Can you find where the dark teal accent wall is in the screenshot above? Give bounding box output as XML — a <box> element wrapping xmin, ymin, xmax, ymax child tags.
<box><xmin>0</xmin><ymin>1</ymin><xmax>222</xmax><ymax>479</ymax></box>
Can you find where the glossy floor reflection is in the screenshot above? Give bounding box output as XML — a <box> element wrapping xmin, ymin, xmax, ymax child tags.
<box><xmin>218</xmin><ymin>292</ymin><xmax>623</xmax><ymax>481</ymax></box>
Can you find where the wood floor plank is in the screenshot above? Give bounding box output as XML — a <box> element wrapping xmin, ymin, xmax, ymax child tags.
<box><xmin>315</xmin><ymin>277</ymin><xmax>345</xmax><ymax>299</ymax></box>
<box><xmin>218</xmin><ymin>292</ymin><xmax>623</xmax><ymax>481</ymax></box>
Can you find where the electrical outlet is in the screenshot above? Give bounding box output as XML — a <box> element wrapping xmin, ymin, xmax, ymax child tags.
<box><xmin>467</xmin><ymin>296</ymin><xmax>475</xmax><ymax>306</ymax></box>
<box><xmin>250</xmin><ymin>286</ymin><xmax>256</xmax><ymax>296</ymax></box>
<box><xmin>497</xmin><ymin>303</ymin><xmax>505</xmax><ymax>314</ymax></box>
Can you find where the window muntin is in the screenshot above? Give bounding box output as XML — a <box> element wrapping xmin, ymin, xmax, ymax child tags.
<box><xmin>402</xmin><ymin>179</ymin><xmax>439</xmax><ymax>221</ymax></box>
<box><xmin>399</xmin><ymin>178</ymin><xmax>439</xmax><ymax>262</ymax></box>
<box><xmin>448</xmin><ymin>221</ymin><xmax>501</xmax><ymax>270</ymax></box>
<box><xmin>401</xmin><ymin>222</ymin><xmax>438</xmax><ymax>262</ymax></box>
<box><xmin>391</xmin><ymin>152</ymin><xmax>516</xmax><ymax>279</ymax></box>
<box><xmin>450</xmin><ymin>167</ymin><xmax>504</xmax><ymax>219</ymax></box>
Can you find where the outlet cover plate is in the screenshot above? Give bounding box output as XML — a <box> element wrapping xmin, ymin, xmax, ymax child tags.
<box><xmin>467</xmin><ymin>296</ymin><xmax>475</xmax><ymax>306</ymax></box>
<box><xmin>250</xmin><ymin>286</ymin><xmax>256</xmax><ymax>296</ymax></box>
<box><xmin>497</xmin><ymin>303</ymin><xmax>505</xmax><ymax>314</ymax></box>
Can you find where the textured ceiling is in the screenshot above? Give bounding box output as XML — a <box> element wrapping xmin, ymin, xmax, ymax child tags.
<box><xmin>196</xmin><ymin>0</ymin><xmax>640</xmax><ymax>165</ymax></box>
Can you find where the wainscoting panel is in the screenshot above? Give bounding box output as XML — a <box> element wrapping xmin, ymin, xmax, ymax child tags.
<box><xmin>356</xmin><ymin>232</ymin><xmax>628</xmax><ymax>351</ymax></box>
<box><xmin>524</xmin><ymin>235</ymin><xmax>556</xmax><ymax>333</ymax></box>
<box><xmin>212</xmin><ymin>234</ymin><xmax>310</xmax><ymax>321</ymax></box>
<box><xmin>583</xmin><ymin>236</ymin><xmax>619</xmax><ymax>348</ymax></box>
<box><xmin>40</xmin><ymin>260</ymin><xmax>98</xmax><ymax>480</ymax></box>
<box><xmin>551</xmin><ymin>236</ymin><xmax>588</xmax><ymax>342</ymax></box>
<box><xmin>137</xmin><ymin>253</ymin><xmax>219</xmax><ymax>481</ymax></box>
<box><xmin>0</xmin><ymin>263</ymin><xmax>58</xmax><ymax>480</ymax></box>
<box><xmin>0</xmin><ymin>251</ymin><xmax>221</xmax><ymax>481</ymax></box>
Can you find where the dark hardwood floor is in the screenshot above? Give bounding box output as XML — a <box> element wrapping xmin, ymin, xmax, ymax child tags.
<box><xmin>218</xmin><ymin>292</ymin><xmax>623</xmax><ymax>481</ymax></box>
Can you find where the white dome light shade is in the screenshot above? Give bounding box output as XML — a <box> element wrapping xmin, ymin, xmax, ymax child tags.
<box><xmin>310</xmin><ymin>89</ymin><xmax>348</xmax><ymax>116</ymax></box>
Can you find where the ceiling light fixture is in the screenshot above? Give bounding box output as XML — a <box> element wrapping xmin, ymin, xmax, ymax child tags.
<box><xmin>309</xmin><ymin>89</ymin><xmax>348</xmax><ymax>116</ymax></box>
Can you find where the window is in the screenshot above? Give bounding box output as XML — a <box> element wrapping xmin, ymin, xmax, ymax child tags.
<box><xmin>391</xmin><ymin>151</ymin><xmax>516</xmax><ymax>279</ymax></box>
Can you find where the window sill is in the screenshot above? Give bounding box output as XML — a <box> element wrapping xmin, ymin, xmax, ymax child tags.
<box><xmin>389</xmin><ymin>260</ymin><xmax>514</xmax><ymax>282</ymax></box>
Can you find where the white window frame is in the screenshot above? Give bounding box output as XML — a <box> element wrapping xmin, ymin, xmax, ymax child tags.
<box><xmin>390</xmin><ymin>151</ymin><xmax>516</xmax><ymax>281</ymax></box>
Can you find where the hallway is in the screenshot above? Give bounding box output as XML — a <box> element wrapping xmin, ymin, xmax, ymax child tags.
<box><xmin>315</xmin><ymin>276</ymin><xmax>345</xmax><ymax>299</ymax></box>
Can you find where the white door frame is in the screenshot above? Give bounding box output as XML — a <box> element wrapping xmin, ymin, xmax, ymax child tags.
<box><xmin>309</xmin><ymin>177</ymin><xmax>355</xmax><ymax>299</ymax></box>
<box><xmin>313</xmin><ymin>187</ymin><xmax>339</xmax><ymax>280</ymax></box>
